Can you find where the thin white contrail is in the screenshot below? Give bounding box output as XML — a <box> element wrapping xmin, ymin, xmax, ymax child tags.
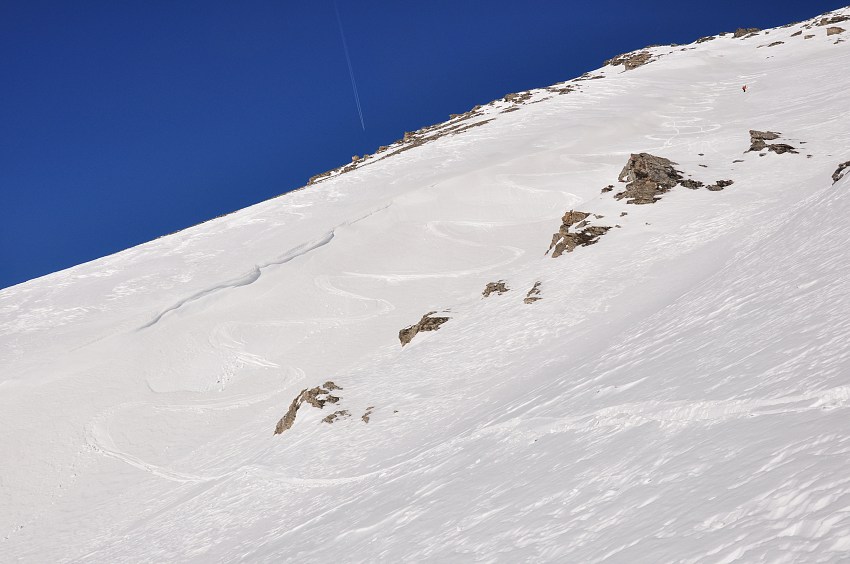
<box><xmin>334</xmin><ymin>2</ymin><xmax>365</xmax><ymax>131</ymax></box>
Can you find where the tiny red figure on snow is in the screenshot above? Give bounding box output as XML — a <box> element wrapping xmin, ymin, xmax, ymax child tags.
<box><xmin>742</xmin><ymin>85</ymin><xmax>748</xmax><ymax>93</ymax></box>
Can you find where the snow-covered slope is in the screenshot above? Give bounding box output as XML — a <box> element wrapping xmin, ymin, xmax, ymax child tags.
<box><xmin>2</xmin><ymin>8</ymin><xmax>850</xmax><ymax>562</ymax></box>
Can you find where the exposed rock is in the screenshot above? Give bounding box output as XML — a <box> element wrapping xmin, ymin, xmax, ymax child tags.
<box><xmin>362</xmin><ymin>407</ymin><xmax>374</xmax><ymax>423</ymax></box>
<box><xmin>482</xmin><ymin>281</ymin><xmax>509</xmax><ymax>297</ymax></box>
<box><xmin>818</xmin><ymin>15</ymin><xmax>850</xmax><ymax>26</ymax></box>
<box><xmin>805</xmin><ymin>35</ymin><xmax>815</xmax><ymax>39</ymax></box>
<box><xmin>791</xmin><ymin>30</ymin><xmax>803</xmax><ymax>37</ymax></box>
<box><xmin>504</xmin><ymin>91</ymin><xmax>533</xmax><ymax>104</ymax></box>
<box><xmin>734</xmin><ymin>28</ymin><xmax>760</xmax><ymax>38</ymax></box>
<box><xmin>322</xmin><ymin>410</ymin><xmax>350</xmax><ymax>424</ymax></box>
<box><xmin>548</xmin><ymin>210</ymin><xmax>611</xmax><ymax>257</ymax></box>
<box><xmin>833</xmin><ymin>161</ymin><xmax>850</xmax><ymax>183</ymax></box>
<box><xmin>601</xmin><ymin>184</ymin><xmax>614</xmax><ymax>193</ymax></box>
<box><xmin>501</xmin><ymin>106</ymin><xmax>520</xmax><ymax>113</ymax></box>
<box><xmin>827</xmin><ymin>27</ymin><xmax>845</xmax><ymax>36</ymax></box>
<box><xmin>547</xmin><ymin>85</ymin><xmax>575</xmax><ymax>95</ymax></box>
<box><xmin>274</xmin><ymin>382</ymin><xmax>343</xmax><ymax>435</ymax></box>
<box><xmin>615</xmin><ymin>153</ymin><xmax>684</xmax><ymax>204</ymax></box>
<box><xmin>767</xmin><ymin>144</ymin><xmax>798</xmax><ymax>155</ymax></box>
<box><xmin>524</xmin><ymin>282</ymin><xmax>542</xmax><ymax>304</ymax></box>
<box><xmin>747</xmin><ymin>130</ymin><xmax>791</xmax><ymax>153</ymax></box>
<box><xmin>399</xmin><ymin>312</ymin><xmax>450</xmax><ymax>346</ymax></box>
<box><xmin>604</xmin><ymin>51</ymin><xmax>653</xmax><ymax>70</ymax></box>
<box><xmin>274</xmin><ymin>394</ymin><xmax>304</xmax><ymax>435</ymax></box>
<box><xmin>680</xmin><ymin>179</ymin><xmax>704</xmax><ymax>189</ymax></box>
<box><xmin>696</xmin><ymin>35</ymin><xmax>716</xmax><ymax>43</ymax></box>
<box><xmin>707</xmin><ymin>180</ymin><xmax>734</xmax><ymax>191</ymax></box>
<box><xmin>768</xmin><ymin>41</ymin><xmax>784</xmax><ymax>47</ymax></box>
<box><xmin>307</xmin><ymin>170</ymin><xmax>333</xmax><ymax>185</ymax></box>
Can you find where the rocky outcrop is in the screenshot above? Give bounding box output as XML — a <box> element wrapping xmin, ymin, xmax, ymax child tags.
<box><xmin>827</xmin><ymin>27</ymin><xmax>845</xmax><ymax>36</ymax></box>
<box><xmin>361</xmin><ymin>406</ymin><xmax>375</xmax><ymax>423</ymax></box>
<box><xmin>818</xmin><ymin>15</ymin><xmax>850</xmax><ymax>26</ymax></box>
<box><xmin>604</xmin><ymin>51</ymin><xmax>653</xmax><ymax>70</ymax></box>
<box><xmin>680</xmin><ymin>179</ymin><xmax>704</xmax><ymax>189</ymax></box>
<box><xmin>734</xmin><ymin>28</ymin><xmax>760</xmax><ymax>38</ymax></box>
<box><xmin>706</xmin><ymin>180</ymin><xmax>734</xmax><ymax>191</ymax></box>
<box><xmin>482</xmin><ymin>281</ymin><xmax>509</xmax><ymax>297</ymax></box>
<box><xmin>833</xmin><ymin>161</ymin><xmax>850</xmax><ymax>183</ymax></box>
<box><xmin>274</xmin><ymin>382</ymin><xmax>342</xmax><ymax>435</ymax></box>
<box><xmin>399</xmin><ymin>312</ymin><xmax>450</xmax><ymax>346</ymax></box>
<box><xmin>747</xmin><ymin>130</ymin><xmax>798</xmax><ymax>154</ymax></box>
<box><xmin>615</xmin><ymin>153</ymin><xmax>684</xmax><ymax>204</ymax></box>
<box><xmin>547</xmin><ymin>211</ymin><xmax>611</xmax><ymax>257</ymax></box>
<box><xmin>747</xmin><ymin>130</ymin><xmax>780</xmax><ymax>151</ymax></box>
<box><xmin>503</xmin><ymin>91</ymin><xmax>533</xmax><ymax>104</ymax></box>
<box><xmin>322</xmin><ymin>410</ymin><xmax>350</xmax><ymax>424</ymax></box>
<box><xmin>524</xmin><ymin>282</ymin><xmax>542</xmax><ymax>304</ymax></box>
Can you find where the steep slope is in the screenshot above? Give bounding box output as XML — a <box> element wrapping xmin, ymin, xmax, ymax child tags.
<box><xmin>2</xmin><ymin>8</ymin><xmax>850</xmax><ymax>562</ymax></box>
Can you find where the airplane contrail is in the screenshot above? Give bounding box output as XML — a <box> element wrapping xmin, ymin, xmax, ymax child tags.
<box><xmin>334</xmin><ymin>2</ymin><xmax>365</xmax><ymax>131</ymax></box>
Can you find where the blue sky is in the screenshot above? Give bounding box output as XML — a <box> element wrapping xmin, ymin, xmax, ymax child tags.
<box><xmin>1</xmin><ymin>1</ymin><xmax>845</xmax><ymax>289</ymax></box>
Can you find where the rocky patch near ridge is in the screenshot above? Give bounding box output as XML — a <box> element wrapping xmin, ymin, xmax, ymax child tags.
<box><xmin>547</xmin><ymin>211</ymin><xmax>611</xmax><ymax>258</ymax></box>
<box><xmin>604</xmin><ymin>51</ymin><xmax>653</xmax><ymax>71</ymax></box>
<box><xmin>399</xmin><ymin>312</ymin><xmax>451</xmax><ymax>347</ymax></box>
<box><xmin>734</xmin><ymin>28</ymin><xmax>760</xmax><ymax>38</ymax></box>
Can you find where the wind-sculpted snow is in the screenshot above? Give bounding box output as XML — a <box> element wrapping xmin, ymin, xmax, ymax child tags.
<box><xmin>138</xmin><ymin>232</ymin><xmax>336</xmax><ymax>329</ymax></box>
<box><xmin>3</xmin><ymin>7</ymin><xmax>850</xmax><ymax>562</ymax></box>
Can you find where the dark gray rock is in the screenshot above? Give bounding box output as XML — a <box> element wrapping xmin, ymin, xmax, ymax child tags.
<box><xmin>747</xmin><ymin>130</ymin><xmax>797</xmax><ymax>154</ymax></box>
<box><xmin>833</xmin><ymin>161</ymin><xmax>850</xmax><ymax>183</ymax></box>
<box><xmin>707</xmin><ymin>180</ymin><xmax>734</xmax><ymax>191</ymax></box>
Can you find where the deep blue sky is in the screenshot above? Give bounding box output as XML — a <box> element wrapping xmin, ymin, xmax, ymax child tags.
<box><xmin>1</xmin><ymin>1</ymin><xmax>845</xmax><ymax>289</ymax></box>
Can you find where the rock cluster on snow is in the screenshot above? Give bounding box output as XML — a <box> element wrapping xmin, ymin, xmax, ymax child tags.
<box><xmin>614</xmin><ymin>153</ymin><xmax>685</xmax><ymax>204</ymax></box>
<box><xmin>524</xmin><ymin>282</ymin><xmax>542</xmax><ymax>304</ymax></box>
<box><xmin>746</xmin><ymin>130</ymin><xmax>798</xmax><ymax>154</ymax></box>
<box><xmin>827</xmin><ymin>26</ymin><xmax>845</xmax><ymax>36</ymax></box>
<box><xmin>733</xmin><ymin>27</ymin><xmax>760</xmax><ymax>38</ymax></box>
<box><xmin>274</xmin><ymin>381</ymin><xmax>342</xmax><ymax>435</ymax></box>
<box><xmin>833</xmin><ymin>161</ymin><xmax>850</xmax><ymax>183</ymax></box>
<box><xmin>399</xmin><ymin>312</ymin><xmax>451</xmax><ymax>347</ymax></box>
<box><xmin>482</xmin><ymin>281</ymin><xmax>509</xmax><ymax>297</ymax></box>
<box><xmin>604</xmin><ymin>51</ymin><xmax>653</xmax><ymax>70</ymax></box>
<box><xmin>547</xmin><ymin>211</ymin><xmax>611</xmax><ymax>257</ymax></box>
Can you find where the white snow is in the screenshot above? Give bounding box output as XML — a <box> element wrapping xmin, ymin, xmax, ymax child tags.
<box><xmin>2</xmin><ymin>9</ymin><xmax>850</xmax><ymax>562</ymax></box>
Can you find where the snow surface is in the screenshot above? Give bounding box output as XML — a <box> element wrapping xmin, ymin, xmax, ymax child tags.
<box><xmin>2</xmin><ymin>8</ymin><xmax>850</xmax><ymax>562</ymax></box>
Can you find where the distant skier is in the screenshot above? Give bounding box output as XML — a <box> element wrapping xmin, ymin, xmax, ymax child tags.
<box><xmin>742</xmin><ymin>85</ymin><xmax>748</xmax><ymax>93</ymax></box>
